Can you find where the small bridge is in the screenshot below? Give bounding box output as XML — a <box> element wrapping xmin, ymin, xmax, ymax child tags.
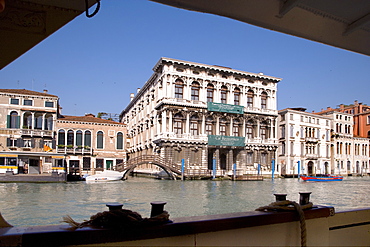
<box><xmin>115</xmin><ymin>155</ymin><xmax>183</xmax><ymax>180</ymax></box>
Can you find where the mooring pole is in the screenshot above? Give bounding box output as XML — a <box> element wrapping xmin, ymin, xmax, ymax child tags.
<box><xmin>181</xmin><ymin>159</ymin><xmax>185</xmax><ymax>181</ymax></box>
<box><xmin>212</xmin><ymin>158</ymin><xmax>216</xmax><ymax>179</ymax></box>
<box><xmin>271</xmin><ymin>158</ymin><xmax>275</xmax><ymax>180</ymax></box>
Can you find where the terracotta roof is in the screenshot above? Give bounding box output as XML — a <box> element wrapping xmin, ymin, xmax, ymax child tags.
<box><xmin>58</xmin><ymin>115</ymin><xmax>125</xmax><ymax>125</ymax></box>
<box><xmin>0</xmin><ymin>89</ymin><xmax>58</xmax><ymax>98</ymax></box>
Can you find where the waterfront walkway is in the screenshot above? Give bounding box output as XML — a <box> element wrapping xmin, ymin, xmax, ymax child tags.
<box><xmin>0</xmin><ymin>172</ymin><xmax>66</xmax><ymax>182</ymax></box>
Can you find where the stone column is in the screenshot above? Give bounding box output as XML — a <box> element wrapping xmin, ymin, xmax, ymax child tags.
<box><xmin>169</xmin><ymin>111</ymin><xmax>173</xmax><ymax>133</ymax></box>
<box><xmin>185</xmin><ymin>112</ymin><xmax>190</xmax><ymax>134</ymax></box>
<box><xmin>201</xmin><ymin>114</ymin><xmax>205</xmax><ymax>135</ymax></box>
<box><xmin>161</xmin><ymin>110</ymin><xmax>167</xmax><ymax>133</ymax></box>
<box><xmin>228</xmin><ymin>149</ymin><xmax>233</xmax><ymax>171</ymax></box>
<box><xmin>216</xmin><ymin>116</ymin><xmax>220</xmax><ymax>135</ymax></box>
<box><xmin>229</xmin><ymin>117</ymin><xmax>233</xmax><ymax>136</ymax></box>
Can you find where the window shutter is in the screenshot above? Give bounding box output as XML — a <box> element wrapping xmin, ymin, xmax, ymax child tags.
<box><xmin>16</xmin><ymin>116</ymin><xmax>20</xmax><ymax>129</ymax></box>
<box><xmin>31</xmin><ymin>138</ymin><xmax>35</xmax><ymax>148</ymax></box>
<box><xmin>52</xmin><ymin>139</ymin><xmax>56</xmax><ymax>149</ymax></box>
<box><xmin>17</xmin><ymin>138</ymin><xmax>23</xmax><ymax>147</ymax></box>
<box><xmin>6</xmin><ymin>138</ymin><xmax>11</xmax><ymax>147</ymax></box>
<box><xmin>7</xmin><ymin>115</ymin><xmax>10</xmax><ymax>128</ymax></box>
<box><xmin>39</xmin><ymin>139</ymin><xmax>44</xmax><ymax>148</ymax></box>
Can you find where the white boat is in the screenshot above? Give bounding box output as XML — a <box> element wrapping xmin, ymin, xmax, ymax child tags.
<box><xmin>85</xmin><ymin>171</ymin><xmax>124</xmax><ymax>182</ymax></box>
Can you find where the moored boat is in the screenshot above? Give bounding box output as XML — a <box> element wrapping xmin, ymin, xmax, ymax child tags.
<box><xmin>85</xmin><ymin>170</ymin><xmax>124</xmax><ymax>182</ymax></box>
<box><xmin>300</xmin><ymin>175</ymin><xmax>343</xmax><ymax>182</ymax></box>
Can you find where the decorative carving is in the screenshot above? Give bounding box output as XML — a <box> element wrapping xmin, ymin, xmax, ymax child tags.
<box><xmin>0</xmin><ymin>6</ymin><xmax>46</xmax><ymax>34</ymax></box>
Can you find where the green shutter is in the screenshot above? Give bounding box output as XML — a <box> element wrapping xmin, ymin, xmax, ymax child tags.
<box><xmin>7</xmin><ymin>115</ymin><xmax>10</xmax><ymax>128</ymax></box>
<box><xmin>16</xmin><ymin>116</ymin><xmax>20</xmax><ymax>129</ymax></box>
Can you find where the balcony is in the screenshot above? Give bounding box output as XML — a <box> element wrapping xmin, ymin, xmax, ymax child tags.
<box><xmin>21</xmin><ymin>129</ymin><xmax>53</xmax><ymax>137</ymax></box>
<box><xmin>57</xmin><ymin>146</ymin><xmax>93</xmax><ymax>155</ymax></box>
<box><xmin>305</xmin><ymin>137</ymin><xmax>319</xmax><ymax>143</ymax></box>
<box><xmin>306</xmin><ymin>154</ymin><xmax>318</xmax><ymax>159</ymax></box>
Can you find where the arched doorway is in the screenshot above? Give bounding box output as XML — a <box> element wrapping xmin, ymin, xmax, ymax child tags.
<box><xmin>307</xmin><ymin>161</ymin><xmax>314</xmax><ymax>175</ymax></box>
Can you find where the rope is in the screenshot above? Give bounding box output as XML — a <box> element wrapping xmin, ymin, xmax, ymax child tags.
<box><xmin>62</xmin><ymin>209</ymin><xmax>170</xmax><ymax>230</ymax></box>
<box><xmin>85</xmin><ymin>0</ymin><xmax>101</xmax><ymax>18</ymax></box>
<box><xmin>256</xmin><ymin>200</ymin><xmax>312</xmax><ymax>247</ymax></box>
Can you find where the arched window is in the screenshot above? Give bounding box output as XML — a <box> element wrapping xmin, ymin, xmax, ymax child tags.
<box><xmin>260</xmin><ymin>121</ymin><xmax>268</xmax><ymax>140</ymax></box>
<box><xmin>190</xmin><ymin>114</ymin><xmax>199</xmax><ymax>136</ymax></box>
<box><xmin>44</xmin><ymin>114</ymin><xmax>53</xmax><ymax>130</ymax></box>
<box><xmin>58</xmin><ymin>130</ymin><xmax>65</xmax><ymax>145</ymax></box>
<box><xmin>116</xmin><ymin>132</ymin><xmax>123</xmax><ymax>149</ymax></box>
<box><xmin>234</xmin><ymin>87</ymin><xmax>240</xmax><ymax>105</ymax></box>
<box><xmin>191</xmin><ymin>81</ymin><xmax>200</xmax><ymax>101</ymax></box>
<box><xmin>67</xmin><ymin>130</ymin><xmax>74</xmax><ymax>146</ymax></box>
<box><xmin>220</xmin><ymin>86</ymin><xmax>228</xmax><ymax>104</ymax></box>
<box><xmin>205</xmin><ymin>116</ymin><xmax>214</xmax><ymax>135</ymax></box>
<box><xmin>76</xmin><ymin>130</ymin><xmax>83</xmax><ymax>147</ymax></box>
<box><xmin>261</xmin><ymin>92</ymin><xmax>267</xmax><ymax>109</ymax></box>
<box><xmin>34</xmin><ymin>113</ymin><xmax>43</xmax><ymax>129</ymax></box>
<box><xmin>207</xmin><ymin>84</ymin><xmax>214</xmax><ymax>102</ymax></box>
<box><xmin>23</xmin><ymin>112</ymin><xmax>32</xmax><ymax>129</ymax></box>
<box><xmin>174</xmin><ymin>79</ymin><xmax>184</xmax><ymax>99</ymax></box>
<box><xmin>84</xmin><ymin>130</ymin><xmax>91</xmax><ymax>148</ymax></box>
<box><xmin>97</xmin><ymin>131</ymin><xmax>104</xmax><ymax>149</ymax></box>
<box><xmin>247</xmin><ymin>90</ymin><xmax>254</xmax><ymax>107</ymax></box>
<box><xmin>8</xmin><ymin>111</ymin><xmax>20</xmax><ymax>129</ymax></box>
<box><xmin>173</xmin><ymin>113</ymin><xmax>183</xmax><ymax>135</ymax></box>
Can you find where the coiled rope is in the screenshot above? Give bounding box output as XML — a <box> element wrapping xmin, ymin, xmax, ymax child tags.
<box><xmin>62</xmin><ymin>208</ymin><xmax>170</xmax><ymax>230</ymax></box>
<box><xmin>256</xmin><ymin>200</ymin><xmax>313</xmax><ymax>247</ymax></box>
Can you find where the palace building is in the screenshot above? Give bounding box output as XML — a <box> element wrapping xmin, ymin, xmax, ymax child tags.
<box><xmin>120</xmin><ymin>58</ymin><xmax>282</xmax><ymax>177</ymax></box>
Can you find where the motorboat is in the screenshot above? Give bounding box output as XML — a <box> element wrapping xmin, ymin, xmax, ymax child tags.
<box><xmin>85</xmin><ymin>171</ymin><xmax>124</xmax><ymax>182</ymax></box>
<box><xmin>300</xmin><ymin>175</ymin><xmax>343</xmax><ymax>182</ymax></box>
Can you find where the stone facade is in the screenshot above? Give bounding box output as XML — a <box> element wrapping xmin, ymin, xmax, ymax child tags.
<box><xmin>0</xmin><ymin>89</ymin><xmax>64</xmax><ymax>174</ymax></box>
<box><xmin>56</xmin><ymin>114</ymin><xmax>127</xmax><ymax>175</ymax></box>
<box><xmin>120</xmin><ymin>58</ymin><xmax>281</xmax><ymax>177</ymax></box>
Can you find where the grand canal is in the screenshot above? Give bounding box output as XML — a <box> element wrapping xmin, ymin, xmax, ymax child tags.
<box><xmin>1</xmin><ymin>176</ymin><xmax>370</xmax><ymax>227</ymax></box>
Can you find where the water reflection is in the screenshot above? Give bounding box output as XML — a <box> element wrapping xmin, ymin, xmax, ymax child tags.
<box><xmin>1</xmin><ymin>176</ymin><xmax>369</xmax><ymax>227</ymax></box>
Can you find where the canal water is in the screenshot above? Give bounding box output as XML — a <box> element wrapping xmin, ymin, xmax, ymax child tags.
<box><xmin>1</xmin><ymin>176</ymin><xmax>370</xmax><ymax>227</ymax></box>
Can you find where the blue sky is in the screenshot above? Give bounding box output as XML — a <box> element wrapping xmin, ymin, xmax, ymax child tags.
<box><xmin>1</xmin><ymin>0</ymin><xmax>369</xmax><ymax>117</ymax></box>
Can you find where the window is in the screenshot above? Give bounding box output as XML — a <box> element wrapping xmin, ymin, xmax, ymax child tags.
<box><xmin>191</xmin><ymin>82</ymin><xmax>200</xmax><ymax>101</ymax></box>
<box><xmin>58</xmin><ymin>130</ymin><xmax>65</xmax><ymax>145</ymax></box>
<box><xmin>84</xmin><ymin>130</ymin><xmax>91</xmax><ymax>147</ymax></box>
<box><xmin>207</xmin><ymin>84</ymin><xmax>214</xmax><ymax>102</ymax></box>
<box><xmin>10</xmin><ymin>98</ymin><xmax>19</xmax><ymax>105</ymax></box>
<box><xmin>23</xmin><ymin>99</ymin><xmax>33</xmax><ymax>106</ymax></box>
<box><xmin>246</xmin><ymin>122</ymin><xmax>254</xmax><ymax>139</ymax></box>
<box><xmin>247</xmin><ymin>152</ymin><xmax>253</xmax><ymax>164</ymax></box>
<box><xmin>44</xmin><ymin>114</ymin><xmax>53</xmax><ymax>130</ymax></box>
<box><xmin>368</xmin><ymin>116</ymin><xmax>370</xmax><ymax>124</ymax></box>
<box><xmin>6</xmin><ymin>138</ymin><xmax>17</xmax><ymax>147</ymax></box>
<box><xmin>23</xmin><ymin>139</ymin><xmax>32</xmax><ymax>148</ymax></box>
<box><xmin>173</xmin><ymin>113</ymin><xmax>183</xmax><ymax>134</ymax></box>
<box><xmin>220</xmin><ymin>86</ymin><xmax>227</xmax><ymax>104</ymax></box>
<box><xmin>8</xmin><ymin>111</ymin><xmax>20</xmax><ymax>129</ymax></box>
<box><xmin>190</xmin><ymin>115</ymin><xmax>199</xmax><ymax>136</ymax></box>
<box><xmin>34</xmin><ymin>113</ymin><xmax>43</xmax><ymax>129</ymax></box>
<box><xmin>281</xmin><ymin>142</ymin><xmax>285</xmax><ymax>155</ymax></box>
<box><xmin>247</xmin><ymin>90</ymin><xmax>254</xmax><ymax>107</ymax></box>
<box><xmin>66</xmin><ymin>130</ymin><xmax>74</xmax><ymax>146</ymax></box>
<box><xmin>45</xmin><ymin>101</ymin><xmax>54</xmax><ymax>107</ymax></box>
<box><xmin>96</xmin><ymin>159</ymin><xmax>104</xmax><ymax>169</ymax></box>
<box><xmin>261</xmin><ymin>153</ymin><xmax>267</xmax><ymax>165</ymax></box>
<box><xmin>219</xmin><ymin>118</ymin><xmax>227</xmax><ymax>136</ymax></box>
<box><xmin>232</xmin><ymin>119</ymin><xmax>240</xmax><ymax>136</ymax></box>
<box><xmin>260</xmin><ymin>124</ymin><xmax>267</xmax><ymax>140</ymax></box>
<box><xmin>205</xmin><ymin>117</ymin><xmax>214</xmax><ymax>135</ymax></box>
<box><xmin>234</xmin><ymin>87</ymin><xmax>240</xmax><ymax>105</ymax></box>
<box><xmin>83</xmin><ymin>157</ymin><xmax>91</xmax><ymax>170</ymax></box>
<box><xmin>261</xmin><ymin>92</ymin><xmax>267</xmax><ymax>109</ymax></box>
<box><xmin>290</xmin><ymin>125</ymin><xmax>294</xmax><ymax>137</ymax></box>
<box><xmin>174</xmin><ymin>79</ymin><xmax>184</xmax><ymax>99</ymax></box>
<box><xmin>76</xmin><ymin>130</ymin><xmax>83</xmax><ymax>146</ymax></box>
<box><xmin>116</xmin><ymin>132</ymin><xmax>123</xmax><ymax>149</ymax></box>
<box><xmin>97</xmin><ymin>131</ymin><xmax>104</xmax><ymax>149</ymax></box>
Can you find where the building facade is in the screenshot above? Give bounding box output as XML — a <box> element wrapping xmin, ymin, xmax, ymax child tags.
<box><xmin>120</xmin><ymin>58</ymin><xmax>281</xmax><ymax>177</ymax></box>
<box><xmin>0</xmin><ymin>89</ymin><xmax>65</xmax><ymax>174</ymax></box>
<box><xmin>318</xmin><ymin>111</ymin><xmax>369</xmax><ymax>175</ymax></box>
<box><xmin>56</xmin><ymin>114</ymin><xmax>127</xmax><ymax>175</ymax></box>
<box><xmin>278</xmin><ymin>108</ymin><xmax>332</xmax><ymax>177</ymax></box>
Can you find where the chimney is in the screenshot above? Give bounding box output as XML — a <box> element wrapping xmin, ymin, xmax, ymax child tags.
<box><xmin>43</xmin><ymin>89</ymin><xmax>48</xmax><ymax>93</ymax></box>
<box><xmin>340</xmin><ymin>104</ymin><xmax>344</xmax><ymax>109</ymax></box>
<box><xmin>354</xmin><ymin>100</ymin><xmax>358</xmax><ymax>105</ymax></box>
<box><xmin>85</xmin><ymin>113</ymin><xmax>95</xmax><ymax>117</ymax></box>
<box><xmin>130</xmin><ymin>93</ymin><xmax>135</xmax><ymax>101</ymax></box>
<box><xmin>137</xmin><ymin>88</ymin><xmax>140</xmax><ymax>93</ymax></box>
